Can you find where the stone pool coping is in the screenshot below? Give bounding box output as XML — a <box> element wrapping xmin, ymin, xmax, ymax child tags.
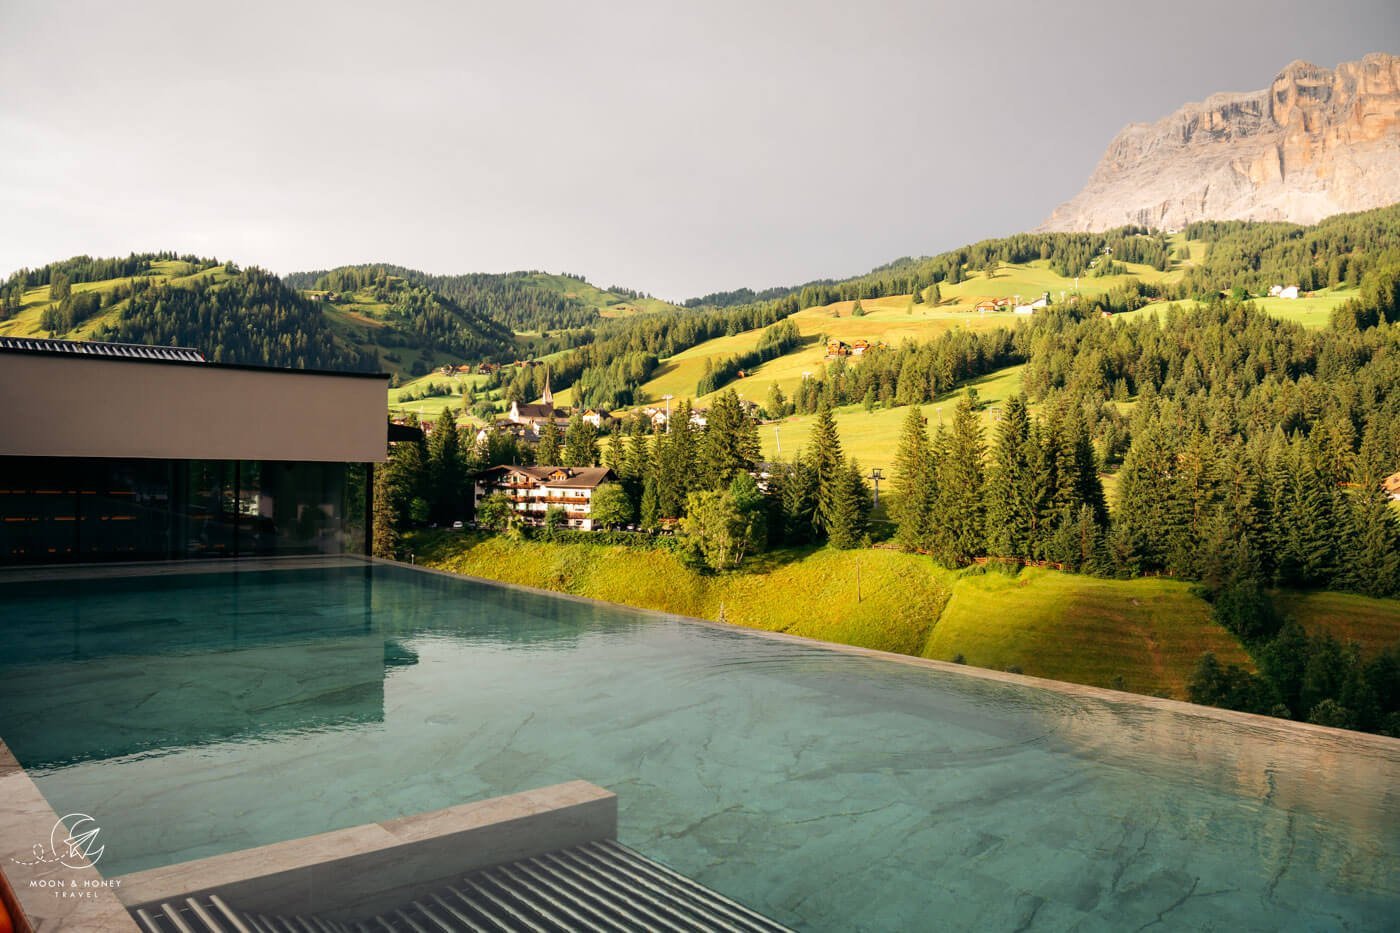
<box><xmin>381</xmin><ymin>555</ymin><xmax>1400</xmax><ymax>755</ymax></box>
<box><xmin>0</xmin><ymin>554</ymin><xmax>367</xmax><ymax>585</ymax></box>
<box><xmin>0</xmin><ymin>738</ymin><xmax>140</xmax><ymax>932</ymax></box>
<box><xmin>115</xmin><ymin>781</ymin><xmax>617</xmax><ymax>922</ymax></box>
<box><xmin>2</xmin><ymin>725</ymin><xmax>614</xmax><ymax>930</ymax></box>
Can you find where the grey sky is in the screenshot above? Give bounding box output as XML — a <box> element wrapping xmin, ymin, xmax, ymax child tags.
<box><xmin>2</xmin><ymin>1</ymin><xmax>1396</xmax><ymax>300</ymax></box>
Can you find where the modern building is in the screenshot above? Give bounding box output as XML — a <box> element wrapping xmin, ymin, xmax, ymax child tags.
<box><xmin>474</xmin><ymin>464</ymin><xmax>616</xmax><ymax>529</ymax></box>
<box><xmin>0</xmin><ymin>337</ymin><xmax>390</xmax><ymax>564</ymax></box>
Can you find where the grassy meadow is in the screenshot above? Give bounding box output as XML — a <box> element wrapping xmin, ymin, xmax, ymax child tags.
<box><xmin>0</xmin><ymin>260</ymin><xmax>236</xmax><ymax>339</ymax></box>
<box><xmin>414</xmin><ymin>532</ymin><xmax>1398</xmax><ymax>702</ymax></box>
<box><xmin>1270</xmin><ymin>591</ymin><xmax>1400</xmax><ymax>657</ymax></box>
<box><xmin>415</xmin><ymin>532</ymin><xmax>1267</xmax><ymax>699</ymax></box>
<box><xmin>923</xmin><ymin>568</ymin><xmax>1249</xmax><ymax>698</ymax></box>
<box><xmin>757</xmin><ymin>364</ymin><xmax>1028</xmax><ymax>475</ymax></box>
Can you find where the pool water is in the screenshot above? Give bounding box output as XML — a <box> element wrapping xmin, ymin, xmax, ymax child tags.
<box><xmin>1</xmin><ymin>562</ymin><xmax>1396</xmax><ymax>931</ymax></box>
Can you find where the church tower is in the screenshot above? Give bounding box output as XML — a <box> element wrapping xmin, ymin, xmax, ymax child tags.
<box><xmin>541</xmin><ymin>366</ymin><xmax>553</xmax><ymax>408</ymax></box>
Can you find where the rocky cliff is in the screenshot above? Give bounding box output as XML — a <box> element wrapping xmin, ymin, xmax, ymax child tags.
<box><xmin>1040</xmin><ymin>53</ymin><xmax>1400</xmax><ymax>232</ymax></box>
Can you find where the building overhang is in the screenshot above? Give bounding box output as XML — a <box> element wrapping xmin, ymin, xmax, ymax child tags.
<box><xmin>0</xmin><ymin>346</ymin><xmax>390</xmax><ymax>463</ymax></box>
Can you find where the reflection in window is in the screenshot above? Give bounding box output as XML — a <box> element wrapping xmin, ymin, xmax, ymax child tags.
<box><xmin>0</xmin><ymin>457</ymin><xmax>367</xmax><ymax>564</ymax></box>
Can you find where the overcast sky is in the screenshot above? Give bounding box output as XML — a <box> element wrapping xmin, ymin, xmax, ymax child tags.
<box><xmin>1</xmin><ymin>1</ymin><xmax>1395</xmax><ymax>300</ymax></box>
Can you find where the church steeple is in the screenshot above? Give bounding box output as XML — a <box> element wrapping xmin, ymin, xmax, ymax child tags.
<box><xmin>541</xmin><ymin>366</ymin><xmax>553</xmax><ymax>408</ymax></box>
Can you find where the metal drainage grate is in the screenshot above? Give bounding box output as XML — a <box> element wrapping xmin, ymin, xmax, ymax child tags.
<box><xmin>132</xmin><ymin>840</ymin><xmax>791</xmax><ymax>932</ymax></box>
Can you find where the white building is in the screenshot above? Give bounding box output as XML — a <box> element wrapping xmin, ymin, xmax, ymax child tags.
<box><xmin>1014</xmin><ymin>293</ymin><xmax>1050</xmax><ymax>315</ymax></box>
<box><xmin>473</xmin><ymin>465</ymin><xmax>616</xmax><ymax>530</ymax></box>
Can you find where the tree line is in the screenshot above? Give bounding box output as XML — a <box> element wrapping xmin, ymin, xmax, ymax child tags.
<box><xmin>93</xmin><ymin>269</ymin><xmax>377</xmax><ymax>371</ymax></box>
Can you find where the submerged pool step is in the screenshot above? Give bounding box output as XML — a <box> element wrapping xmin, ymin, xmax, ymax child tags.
<box><xmin>131</xmin><ymin>841</ymin><xmax>790</xmax><ymax>933</ymax></box>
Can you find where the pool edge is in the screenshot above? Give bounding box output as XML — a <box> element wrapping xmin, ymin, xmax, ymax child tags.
<box><xmin>375</xmin><ymin>555</ymin><xmax>1400</xmax><ymax>755</ymax></box>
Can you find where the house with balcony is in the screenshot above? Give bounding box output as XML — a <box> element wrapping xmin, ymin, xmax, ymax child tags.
<box><xmin>473</xmin><ymin>464</ymin><xmax>617</xmax><ymax>529</ymax></box>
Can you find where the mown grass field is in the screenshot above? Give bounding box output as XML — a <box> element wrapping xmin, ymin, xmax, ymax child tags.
<box><xmin>756</xmin><ymin>364</ymin><xmax>1027</xmax><ymax>475</ymax></box>
<box><xmin>1248</xmin><ymin>293</ymin><xmax>1350</xmax><ymax>328</ymax></box>
<box><xmin>521</xmin><ymin>272</ymin><xmax>682</xmax><ymax>317</ymax></box>
<box><xmin>922</xmin><ymin>568</ymin><xmax>1252</xmax><ymax>698</ymax></box>
<box><xmin>1271</xmin><ymin>590</ymin><xmax>1400</xmax><ymax>656</ymax></box>
<box><xmin>387</xmin><ymin>369</ymin><xmax>496</xmax><ymax>421</ymax></box>
<box><xmin>415</xmin><ymin>533</ymin><xmax>1399</xmax><ymax>702</ymax></box>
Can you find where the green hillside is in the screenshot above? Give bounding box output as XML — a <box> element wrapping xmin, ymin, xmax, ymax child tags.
<box><xmin>516</xmin><ymin>272</ymin><xmax>681</xmax><ymax>318</ymax></box>
<box><xmin>413</xmin><ymin>532</ymin><xmax>1264</xmax><ymax>700</ymax></box>
<box><xmin>0</xmin><ymin>258</ymin><xmax>238</xmax><ymax>340</ymax></box>
<box><xmin>3</xmin><ymin>204</ymin><xmax>1394</xmax><ymax>398</ymax></box>
<box><xmin>0</xmin><ymin>256</ymin><xmax>669</xmax><ymax>379</ymax></box>
<box><xmin>648</xmin><ymin>260</ymin><xmax>1353</xmax><ymax>404</ymax></box>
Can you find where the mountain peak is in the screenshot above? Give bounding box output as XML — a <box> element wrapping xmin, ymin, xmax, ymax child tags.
<box><xmin>1040</xmin><ymin>53</ymin><xmax>1400</xmax><ymax>232</ymax></box>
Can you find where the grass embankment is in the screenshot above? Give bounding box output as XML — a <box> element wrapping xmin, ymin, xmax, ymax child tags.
<box><xmin>416</xmin><ymin>533</ymin><xmax>948</xmax><ymax>656</ymax></box>
<box><xmin>923</xmin><ymin>569</ymin><xmax>1247</xmax><ymax>698</ymax></box>
<box><xmin>411</xmin><ymin>532</ymin><xmax>1293</xmax><ymax>699</ymax></box>
<box><xmin>1271</xmin><ymin>591</ymin><xmax>1400</xmax><ymax>657</ymax></box>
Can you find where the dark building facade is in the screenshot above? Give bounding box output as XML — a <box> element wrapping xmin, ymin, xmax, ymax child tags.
<box><xmin>0</xmin><ymin>338</ymin><xmax>389</xmax><ymax>565</ymax></box>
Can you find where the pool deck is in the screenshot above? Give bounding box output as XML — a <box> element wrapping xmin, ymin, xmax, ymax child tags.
<box><xmin>0</xmin><ymin>737</ymin><xmax>139</xmax><ymax>932</ymax></box>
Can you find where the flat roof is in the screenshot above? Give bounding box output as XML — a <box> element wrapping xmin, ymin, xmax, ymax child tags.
<box><xmin>0</xmin><ymin>339</ymin><xmax>390</xmax><ymax>462</ymax></box>
<box><xmin>0</xmin><ymin>336</ymin><xmax>389</xmax><ymax>380</ymax></box>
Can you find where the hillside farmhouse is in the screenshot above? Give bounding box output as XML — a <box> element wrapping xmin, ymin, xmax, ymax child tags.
<box><xmin>1014</xmin><ymin>293</ymin><xmax>1050</xmax><ymax>314</ymax></box>
<box><xmin>974</xmin><ymin>297</ymin><xmax>1016</xmax><ymax>313</ymax></box>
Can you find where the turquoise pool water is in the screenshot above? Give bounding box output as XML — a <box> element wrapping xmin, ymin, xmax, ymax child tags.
<box><xmin>1</xmin><ymin>562</ymin><xmax>1396</xmax><ymax>931</ymax></box>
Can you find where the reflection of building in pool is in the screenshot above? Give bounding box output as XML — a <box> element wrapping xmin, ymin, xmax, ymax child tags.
<box><xmin>0</xmin><ymin>337</ymin><xmax>392</xmax><ymax>564</ymax></box>
<box><xmin>0</xmin><ymin>566</ymin><xmax>408</xmax><ymax>768</ymax></box>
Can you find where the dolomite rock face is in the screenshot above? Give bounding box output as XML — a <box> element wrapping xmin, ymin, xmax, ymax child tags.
<box><xmin>1040</xmin><ymin>53</ymin><xmax>1400</xmax><ymax>232</ymax></box>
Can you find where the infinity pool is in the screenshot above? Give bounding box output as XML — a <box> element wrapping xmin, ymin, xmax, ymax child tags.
<box><xmin>1</xmin><ymin>561</ymin><xmax>1396</xmax><ymax>930</ymax></box>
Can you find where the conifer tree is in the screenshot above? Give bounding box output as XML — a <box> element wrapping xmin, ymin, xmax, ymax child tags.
<box><xmin>653</xmin><ymin>401</ymin><xmax>697</xmax><ymax>518</ymax></box>
<box><xmin>620</xmin><ymin>419</ymin><xmax>651</xmax><ymax>514</ymax></box>
<box><xmin>828</xmin><ymin>459</ymin><xmax>871</xmax><ymax>550</ymax></box>
<box><xmin>809</xmin><ymin>401</ymin><xmax>846</xmax><ymax>538</ymax></box>
<box><xmin>1274</xmin><ymin>436</ymin><xmax>1341</xmax><ymax>587</ymax></box>
<box><xmin>766</xmin><ymin>382</ymin><xmax>787</xmax><ymax>419</ymax></box>
<box><xmin>930</xmin><ymin>393</ymin><xmax>986</xmax><ymax>565</ymax></box>
<box><xmin>536</xmin><ymin>419</ymin><xmax>561</xmax><ymax>465</ymax></box>
<box><xmin>1345</xmin><ymin>472</ymin><xmax>1400</xmax><ymax>598</ymax></box>
<box><xmin>371</xmin><ymin>465</ymin><xmax>400</xmax><ymax>559</ymax></box>
<box><xmin>562</xmin><ymin>413</ymin><xmax>599</xmax><ymax>467</ymax></box>
<box><xmin>891</xmin><ymin>404</ymin><xmax>934</xmax><ymax>551</ymax></box>
<box><xmin>776</xmin><ymin>457</ymin><xmax>818</xmax><ymax>544</ymax></box>
<box><xmin>640</xmin><ymin>472</ymin><xmax>661</xmax><ymax>529</ymax></box>
<box><xmin>426</xmin><ymin>409</ymin><xmax>466</xmax><ymax>522</ymax></box>
<box><xmin>696</xmin><ymin>390</ymin><xmax>759</xmax><ymax>490</ymax></box>
<box><xmin>985</xmin><ymin>393</ymin><xmax>1035</xmax><ymax>557</ymax></box>
<box><xmin>606</xmin><ymin>429</ymin><xmax>625</xmax><ymax>472</ymax></box>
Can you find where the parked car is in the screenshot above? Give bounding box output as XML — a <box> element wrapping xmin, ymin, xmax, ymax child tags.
<box><xmin>452</xmin><ymin>520</ymin><xmax>464</xmax><ymax>530</ymax></box>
